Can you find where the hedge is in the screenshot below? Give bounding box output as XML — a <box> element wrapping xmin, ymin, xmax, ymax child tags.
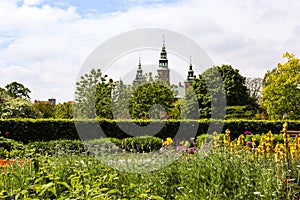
<box><xmin>0</xmin><ymin>119</ymin><xmax>299</xmax><ymax>143</ymax></box>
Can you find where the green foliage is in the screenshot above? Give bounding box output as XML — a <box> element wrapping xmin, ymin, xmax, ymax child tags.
<box><xmin>246</xmin><ymin>77</ymin><xmax>263</xmax><ymax>102</ymax></box>
<box><xmin>118</xmin><ymin>136</ymin><xmax>162</xmax><ymax>153</ymax></box>
<box><xmin>244</xmin><ymin>133</ymin><xmax>284</xmax><ymax>145</ymax></box>
<box><xmin>1</xmin><ymin>97</ymin><xmax>41</xmax><ymax>119</ymax></box>
<box><xmin>226</xmin><ymin>106</ymin><xmax>256</xmax><ymax>119</ymax></box>
<box><xmin>262</xmin><ymin>52</ymin><xmax>300</xmax><ymax>120</ymax></box>
<box><xmin>0</xmin><ymin>136</ymin><xmax>24</xmax><ymax>159</ymax></box>
<box><xmin>129</xmin><ymin>81</ymin><xmax>175</xmax><ymax>119</ymax></box>
<box><xmin>217</xmin><ymin>65</ymin><xmax>256</xmax><ymax>107</ymax></box>
<box><xmin>0</xmin><ymin>149</ymin><xmax>298</xmax><ymax>199</ymax></box>
<box><xmin>168</xmin><ymin>100</ymin><xmax>181</xmax><ymax>119</ymax></box>
<box><xmin>27</xmin><ymin>139</ymin><xmax>86</xmax><ymax>156</ymax></box>
<box><xmin>74</xmin><ymin>68</ymin><xmax>113</xmax><ymax>119</ymax></box>
<box><xmin>0</xmin><ymin>119</ymin><xmax>78</xmax><ymax>143</ymax></box>
<box><xmin>185</xmin><ymin>65</ymin><xmax>257</xmax><ymax>119</ymax></box>
<box><xmin>54</xmin><ymin>102</ymin><xmax>73</xmax><ymax>119</ymax></box>
<box><xmin>195</xmin><ymin>134</ymin><xmax>214</xmax><ymax>147</ymax></box>
<box><xmin>0</xmin><ymin>118</ymin><xmax>300</xmax><ymax>143</ymax></box>
<box><xmin>5</xmin><ymin>81</ymin><xmax>31</xmax><ymax>99</ymax></box>
<box><xmin>0</xmin><ymin>82</ymin><xmax>39</xmax><ymax>119</ymax></box>
<box><xmin>33</xmin><ymin>102</ymin><xmax>55</xmax><ymax>118</ymax></box>
<box><xmin>111</xmin><ymin>80</ymin><xmax>132</xmax><ymax>119</ymax></box>
<box><xmin>183</xmin><ymin>76</ymin><xmax>209</xmax><ymax>118</ymax></box>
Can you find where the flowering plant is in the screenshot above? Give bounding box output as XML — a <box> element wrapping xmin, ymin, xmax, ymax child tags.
<box><xmin>244</xmin><ymin>131</ymin><xmax>252</xmax><ymax>135</ymax></box>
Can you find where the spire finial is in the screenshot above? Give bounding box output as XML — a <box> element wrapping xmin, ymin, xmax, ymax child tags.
<box><xmin>139</xmin><ymin>53</ymin><xmax>141</xmax><ymax>64</ymax></box>
<box><xmin>162</xmin><ymin>34</ymin><xmax>165</xmax><ymax>47</ymax></box>
<box><xmin>189</xmin><ymin>56</ymin><xmax>192</xmax><ymax>65</ymax></box>
<box><xmin>138</xmin><ymin>53</ymin><xmax>142</xmax><ymax>69</ymax></box>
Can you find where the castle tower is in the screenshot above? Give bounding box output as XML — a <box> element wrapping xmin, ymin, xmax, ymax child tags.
<box><xmin>133</xmin><ymin>56</ymin><xmax>143</xmax><ymax>84</ymax></box>
<box><xmin>184</xmin><ymin>57</ymin><xmax>194</xmax><ymax>95</ymax></box>
<box><xmin>157</xmin><ymin>35</ymin><xmax>170</xmax><ymax>83</ymax></box>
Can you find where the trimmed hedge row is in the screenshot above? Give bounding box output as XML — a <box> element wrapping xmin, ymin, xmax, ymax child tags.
<box><xmin>1</xmin><ymin>136</ymin><xmax>163</xmax><ymax>159</ymax></box>
<box><xmin>0</xmin><ymin>119</ymin><xmax>299</xmax><ymax>143</ymax></box>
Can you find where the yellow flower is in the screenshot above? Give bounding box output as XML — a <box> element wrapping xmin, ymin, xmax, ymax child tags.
<box><xmin>225</xmin><ymin>129</ymin><xmax>230</xmax><ymax>135</ymax></box>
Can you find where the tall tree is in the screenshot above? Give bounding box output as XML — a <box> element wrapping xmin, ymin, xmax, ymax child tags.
<box><xmin>129</xmin><ymin>75</ymin><xmax>175</xmax><ymax>119</ymax></box>
<box><xmin>55</xmin><ymin>102</ymin><xmax>73</xmax><ymax>119</ymax></box>
<box><xmin>1</xmin><ymin>97</ymin><xmax>41</xmax><ymax>119</ymax></box>
<box><xmin>74</xmin><ymin>69</ymin><xmax>113</xmax><ymax>119</ymax></box>
<box><xmin>182</xmin><ymin>74</ymin><xmax>211</xmax><ymax>118</ymax></box>
<box><xmin>111</xmin><ymin>80</ymin><xmax>132</xmax><ymax>119</ymax></box>
<box><xmin>5</xmin><ymin>82</ymin><xmax>31</xmax><ymax>99</ymax></box>
<box><xmin>262</xmin><ymin>52</ymin><xmax>300</xmax><ymax>119</ymax></box>
<box><xmin>216</xmin><ymin>65</ymin><xmax>255</xmax><ymax>107</ymax></box>
<box><xmin>246</xmin><ymin>77</ymin><xmax>263</xmax><ymax>102</ymax></box>
<box><xmin>33</xmin><ymin>102</ymin><xmax>56</xmax><ymax>118</ymax></box>
<box><xmin>183</xmin><ymin>65</ymin><xmax>257</xmax><ymax>119</ymax></box>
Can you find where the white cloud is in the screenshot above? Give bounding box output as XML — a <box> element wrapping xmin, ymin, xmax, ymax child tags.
<box><xmin>23</xmin><ymin>0</ymin><xmax>42</xmax><ymax>6</ymax></box>
<box><xmin>0</xmin><ymin>0</ymin><xmax>300</xmax><ymax>102</ymax></box>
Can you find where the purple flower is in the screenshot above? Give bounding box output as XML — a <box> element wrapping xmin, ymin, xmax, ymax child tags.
<box><xmin>244</xmin><ymin>131</ymin><xmax>252</xmax><ymax>135</ymax></box>
<box><xmin>5</xmin><ymin>132</ymin><xmax>9</xmax><ymax>136</ymax></box>
<box><xmin>177</xmin><ymin>146</ymin><xmax>188</xmax><ymax>151</ymax></box>
<box><xmin>189</xmin><ymin>148</ymin><xmax>195</xmax><ymax>155</ymax></box>
<box><xmin>246</xmin><ymin>141</ymin><xmax>252</xmax><ymax>147</ymax></box>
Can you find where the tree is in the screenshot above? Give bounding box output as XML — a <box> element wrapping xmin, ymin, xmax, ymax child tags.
<box><xmin>216</xmin><ymin>65</ymin><xmax>256</xmax><ymax>107</ymax></box>
<box><xmin>0</xmin><ymin>83</ymin><xmax>39</xmax><ymax>118</ymax></box>
<box><xmin>74</xmin><ymin>69</ymin><xmax>113</xmax><ymax>119</ymax></box>
<box><xmin>33</xmin><ymin>102</ymin><xmax>56</xmax><ymax>118</ymax></box>
<box><xmin>55</xmin><ymin>102</ymin><xmax>73</xmax><ymax>119</ymax></box>
<box><xmin>262</xmin><ymin>52</ymin><xmax>300</xmax><ymax>119</ymax></box>
<box><xmin>246</xmin><ymin>77</ymin><xmax>263</xmax><ymax>102</ymax></box>
<box><xmin>129</xmin><ymin>75</ymin><xmax>175</xmax><ymax>119</ymax></box>
<box><xmin>111</xmin><ymin>80</ymin><xmax>132</xmax><ymax>119</ymax></box>
<box><xmin>94</xmin><ymin>78</ymin><xmax>114</xmax><ymax>119</ymax></box>
<box><xmin>5</xmin><ymin>82</ymin><xmax>31</xmax><ymax>99</ymax></box>
<box><xmin>182</xmin><ymin>74</ymin><xmax>211</xmax><ymax>118</ymax></box>
<box><xmin>1</xmin><ymin>97</ymin><xmax>41</xmax><ymax>118</ymax></box>
<box><xmin>183</xmin><ymin>65</ymin><xmax>257</xmax><ymax>119</ymax></box>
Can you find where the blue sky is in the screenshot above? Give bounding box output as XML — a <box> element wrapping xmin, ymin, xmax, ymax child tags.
<box><xmin>1</xmin><ymin>0</ymin><xmax>300</xmax><ymax>102</ymax></box>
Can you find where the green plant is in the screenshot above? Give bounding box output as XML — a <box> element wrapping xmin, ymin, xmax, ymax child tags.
<box><xmin>196</xmin><ymin>134</ymin><xmax>214</xmax><ymax>147</ymax></box>
<box><xmin>119</xmin><ymin>136</ymin><xmax>162</xmax><ymax>153</ymax></box>
<box><xmin>0</xmin><ymin>136</ymin><xmax>24</xmax><ymax>159</ymax></box>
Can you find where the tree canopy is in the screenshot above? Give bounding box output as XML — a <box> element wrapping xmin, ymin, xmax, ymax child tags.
<box><xmin>182</xmin><ymin>65</ymin><xmax>257</xmax><ymax>119</ymax></box>
<box><xmin>5</xmin><ymin>82</ymin><xmax>31</xmax><ymax>99</ymax></box>
<box><xmin>74</xmin><ymin>69</ymin><xmax>114</xmax><ymax>119</ymax></box>
<box><xmin>262</xmin><ymin>52</ymin><xmax>300</xmax><ymax>119</ymax></box>
<box><xmin>129</xmin><ymin>81</ymin><xmax>175</xmax><ymax>119</ymax></box>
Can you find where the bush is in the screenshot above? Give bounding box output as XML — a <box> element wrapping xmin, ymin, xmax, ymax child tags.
<box><xmin>0</xmin><ymin>119</ymin><xmax>299</xmax><ymax>143</ymax></box>
<box><xmin>118</xmin><ymin>136</ymin><xmax>162</xmax><ymax>153</ymax></box>
<box><xmin>225</xmin><ymin>106</ymin><xmax>256</xmax><ymax>119</ymax></box>
<box><xmin>26</xmin><ymin>139</ymin><xmax>86</xmax><ymax>156</ymax></box>
<box><xmin>0</xmin><ymin>136</ymin><xmax>24</xmax><ymax>159</ymax></box>
<box><xmin>196</xmin><ymin>134</ymin><xmax>214</xmax><ymax>147</ymax></box>
<box><xmin>25</xmin><ymin>136</ymin><xmax>162</xmax><ymax>156</ymax></box>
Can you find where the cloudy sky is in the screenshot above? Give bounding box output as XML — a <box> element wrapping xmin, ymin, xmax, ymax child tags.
<box><xmin>0</xmin><ymin>0</ymin><xmax>300</xmax><ymax>102</ymax></box>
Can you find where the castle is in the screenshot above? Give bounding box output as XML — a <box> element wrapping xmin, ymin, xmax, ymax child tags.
<box><xmin>133</xmin><ymin>36</ymin><xmax>195</xmax><ymax>99</ymax></box>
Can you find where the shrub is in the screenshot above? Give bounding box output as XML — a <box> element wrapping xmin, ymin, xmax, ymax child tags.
<box><xmin>0</xmin><ymin>136</ymin><xmax>24</xmax><ymax>159</ymax></box>
<box><xmin>26</xmin><ymin>139</ymin><xmax>86</xmax><ymax>156</ymax></box>
<box><xmin>0</xmin><ymin>118</ymin><xmax>299</xmax><ymax>143</ymax></box>
<box><xmin>118</xmin><ymin>136</ymin><xmax>162</xmax><ymax>153</ymax></box>
<box><xmin>196</xmin><ymin>134</ymin><xmax>214</xmax><ymax>147</ymax></box>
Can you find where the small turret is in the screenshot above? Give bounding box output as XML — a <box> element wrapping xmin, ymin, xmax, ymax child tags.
<box><xmin>157</xmin><ymin>34</ymin><xmax>170</xmax><ymax>83</ymax></box>
<box><xmin>133</xmin><ymin>56</ymin><xmax>143</xmax><ymax>84</ymax></box>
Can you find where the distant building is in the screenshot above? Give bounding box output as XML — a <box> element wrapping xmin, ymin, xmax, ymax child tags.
<box><xmin>184</xmin><ymin>60</ymin><xmax>195</xmax><ymax>95</ymax></box>
<box><xmin>157</xmin><ymin>35</ymin><xmax>170</xmax><ymax>84</ymax></box>
<box><xmin>133</xmin><ymin>56</ymin><xmax>143</xmax><ymax>84</ymax></box>
<box><xmin>34</xmin><ymin>98</ymin><xmax>56</xmax><ymax>105</ymax></box>
<box><xmin>133</xmin><ymin>35</ymin><xmax>196</xmax><ymax>99</ymax></box>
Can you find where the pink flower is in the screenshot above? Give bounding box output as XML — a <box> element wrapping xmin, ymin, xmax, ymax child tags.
<box><xmin>244</xmin><ymin>131</ymin><xmax>252</xmax><ymax>135</ymax></box>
